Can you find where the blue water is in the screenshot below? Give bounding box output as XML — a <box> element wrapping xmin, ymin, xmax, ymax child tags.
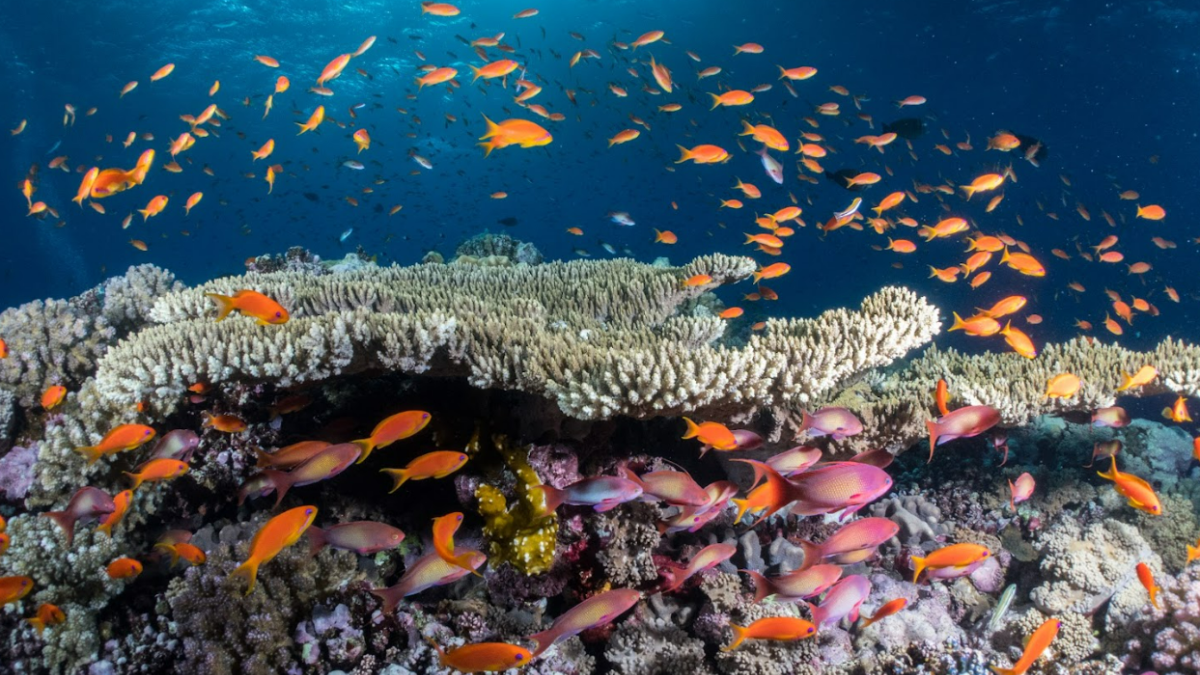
<box><xmin>2</xmin><ymin>0</ymin><xmax>1197</xmax><ymax>354</ymax></box>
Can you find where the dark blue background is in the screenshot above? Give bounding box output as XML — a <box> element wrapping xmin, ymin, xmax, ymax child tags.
<box><xmin>1</xmin><ymin>0</ymin><xmax>1195</xmax><ymax>353</ymax></box>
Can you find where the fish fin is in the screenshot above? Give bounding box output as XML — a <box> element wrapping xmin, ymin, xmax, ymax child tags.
<box><xmin>351</xmin><ymin>439</ymin><xmax>374</xmax><ymax>463</ymax></box>
<box><xmin>1008</xmin><ymin>480</ymin><xmax>1015</xmax><ymax>511</ymax></box>
<box><xmin>911</xmin><ymin>555</ymin><xmax>927</xmax><ymax>583</ymax></box>
<box><xmin>741</xmin><ymin>569</ymin><xmax>772</xmax><ymax>604</ymax></box>
<box><xmin>1096</xmin><ymin>456</ymin><xmax>1119</xmax><ymax>482</ymax></box>
<box><xmin>451</xmin><ymin>552</ymin><xmax>483</xmax><ymax>577</ymax></box>
<box><xmin>26</xmin><ymin>617</ymin><xmax>46</xmax><ymax>635</ymax></box>
<box><xmin>528</xmin><ymin>627</ymin><xmax>557</xmax><ymax>659</ymax></box>
<box><xmin>370</xmin><ymin>586</ymin><xmax>402</xmax><ymax>614</ymax></box>
<box><xmin>797</xmin><ymin>539</ymin><xmax>822</xmax><ymax>571</ymax></box>
<box><xmin>381</xmin><ymin>468</ymin><xmax>409</xmax><ymax>494</ymax></box>
<box><xmin>730</xmin><ymin>498</ymin><xmax>754</xmax><ymax>525</ymax></box>
<box><xmin>1187</xmin><ymin>544</ymin><xmax>1199</xmax><ymax>565</ymax></box>
<box><xmin>804</xmin><ymin>600</ymin><xmax>826</xmax><ymax>629</ymax></box>
<box><xmin>75</xmin><ymin>445</ymin><xmax>103</xmax><ymax>466</ymax></box>
<box><xmin>739</xmin><ymin>120</ymin><xmax>755</xmax><ymax>136</ymax></box>
<box><xmin>307</xmin><ymin>526</ymin><xmax>327</xmax><ymax>557</ymax></box>
<box><xmin>675</xmin><ymin>144</ymin><xmax>692</xmax><ymax>163</ymax></box>
<box><xmin>721</xmin><ymin>623</ymin><xmax>748</xmax><ymax>651</ymax></box>
<box><xmin>708</xmin><ymin>93</ymin><xmax>721</xmax><ymax>111</ymax></box>
<box><xmin>989</xmin><ymin>668</ymin><xmax>1016</xmax><ymax>675</ymax></box>
<box><xmin>205</xmin><ymin>293</ymin><xmax>235</xmax><ymax>322</ymax></box>
<box><xmin>261</xmin><ymin>469</ymin><xmax>293</xmax><ymax>507</ymax></box>
<box><xmin>123</xmin><ymin>472</ymin><xmax>144</xmax><ymax>491</ymax></box>
<box><xmin>41</xmin><ymin>511</ymin><xmax>75</xmax><ymax>547</ymax></box>
<box><xmin>254</xmin><ymin>447</ymin><xmax>278</xmax><ymax>468</ymax></box>
<box><xmin>681</xmin><ymin>416</ymin><xmax>701</xmax><ymax>440</ymax></box>
<box><xmin>926</xmin><ymin>419</ymin><xmax>940</xmax><ymax>463</ymax></box>
<box><xmin>469</xmin><ymin>65</ymin><xmax>483</xmax><ymax>83</ymax></box>
<box><xmin>153</xmin><ymin>543</ymin><xmax>181</xmax><ymax>567</ymax></box>
<box><xmin>229</xmin><ymin>559</ymin><xmax>260</xmax><ymax>595</ymax></box>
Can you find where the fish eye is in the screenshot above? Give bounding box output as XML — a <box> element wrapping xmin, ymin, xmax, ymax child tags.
<box><xmin>305</xmin><ymin>508</ymin><xmax>314</xmax><ymax>515</ymax></box>
<box><xmin>515</xmin><ymin>655</ymin><xmax>525</xmax><ymax>662</ymax></box>
<box><xmin>807</xmin><ymin>627</ymin><xmax>815</xmax><ymax>633</ymax></box>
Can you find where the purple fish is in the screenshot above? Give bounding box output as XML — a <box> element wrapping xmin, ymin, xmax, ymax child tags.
<box><xmin>742</xmin><ymin>564</ymin><xmax>842</xmax><ymax>603</ymax></box>
<box><xmin>148</xmin><ymin>429</ymin><xmax>201</xmax><ymax>462</ymax></box>
<box><xmin>926</xmin><ymin>405</ymin><xmax>1001</xmax><ymax>462</ymax></box>
<box><xmin>619</xmin><ymin>467</ymin><xmax>708</xmax><ymax>507</ymax></box>
<box><xmin>1092</xmin><ymin>406</ymin><xmax>1130</xmax><ymax>429</ymax></box>
<box><xmin>533</xmin><ymin>476</ymin><xmax>643</xmax><ymax>516</ymax></box>
<box><xmin>370</xmin><ymin>549</ymin><xmax>486</xmax><ymax>612</ymax></box>
<box><xmin>766</xmin><ymin>445</ymin><xmax>823</xmax><ymax>476</ymax></box>
<box><xmin>789</xmin><ymin>462</ymin><xmax>893</xmax><ymax>520</ymax></box>
<box><xmin>798</xmin><ymin>517</ymin><xmax>898</xmax><ymax>569</ymax></box>
<box><xmin>661</xmin><ymin>543</ymin><xmax>736</xmax><ymax>592</ymax></box>
<box><xmin>805</xmin><ymin>574</ymin><xmax>871</xmax><ymax>628</ymax></box>
<box><xmin>848</xmin><ymin>448</ymin><xmax>894</xmax><ymax>469</ymax></box>
<box><xmin>42</xmin><ymin>487</ymin><xmax>116</xmax><ymax>547</ymax></box>
<box><xmin>800</xmin><ymin>407</ymin><xmax>863</xmax><ymax>440</ymax></box>
<box><xmin>529</xmin><ymin>589</ymin><xmax>640</xmax><ymax>657</ymax></box>
<box><xmin>308</xmin><ymin>521</ymin><xmax>406</xmax><ymax>556</ymax></box>
<box><xmin>659</xmin><ymin>480</ymin><xmax>738</xmax><ymax>534</ymax></box>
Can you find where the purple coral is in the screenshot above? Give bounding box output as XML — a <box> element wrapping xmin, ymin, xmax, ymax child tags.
<box><xmin>0</xmin><ymin>443</ymin><xmax>37</xmax><ymax>501</ymax></box>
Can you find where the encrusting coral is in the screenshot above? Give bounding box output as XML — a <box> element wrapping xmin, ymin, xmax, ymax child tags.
<box><xmin>474</xmin><ymin>434</ymin><xmax>558</xmax><ymax>575</ymax></box>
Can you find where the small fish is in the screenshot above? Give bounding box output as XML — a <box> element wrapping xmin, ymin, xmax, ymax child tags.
<box><xmin>1097</xmin><ymin>457</ymin><xmax>1162</xmax><ymax>516</ymax></box>
<box><xmin>75</xmin><ymin>424</ymin><xmax>157</xmax><ymax>465</ymax></box>
<box><xmin>379</xmin><ymin>450</ymin><xmax>468</xmax><ymax>493</ymax></box>
<box><xmin>911</xmin><ymin>543</ymin><xmax>991</xmax><ymax>583</ymax></box>
<box><xmin>340</xmin><ymin>228</ymin><xmax>354</xmax><ymax>242</ymax></box>
<box><xmin>1008</xmin><ymin>472</ymin><xmax>1035</xmax><ymax>510</ymax></box>
<box><xmin>428</xmin><ymin>639</ymin><xmax>532</xmax><ymax>673</ymax></box>
<box><xmin>797</xmin><ymin>517</ymin><xmax>898</xmax><ymax>568</ymax></box>
<box><xmin>352</xmin><ymin>410</ymin><xmax>432</xmax><ymax>462</ymax></box>
<box><xmin>991</xmin><ymin>618</ymin><xmax>1059</xmax><ymax>675</ymax></box>
<box><xmin>742</xmin><ymin>564</ymin><xmax>842</xmax><ymax>603</ymax></box>
<box><xmin>206</xmin><ymin>290</ymin><xmax>289</xmax><ymax>325</ymax></box>
<box><xmin>262</xmin><ymin>443</ymin><xmax>360</xmax><ymax>506</ymax></box>
<box><xmin>41</xmin><ymin>385</ymin><xmax>66</xmax><ymax>410</ymax></box>
<box><xmin>308</xmin><ymin>520</ymin><xmax>405</xmax><ymax>556</ymax></box>
<box><xmin>371</xmin><ymin>549</ymin><xmax>487</xmax><ymax>611</ymax></box>
<box><xmin>41</xmin><ymin>487</ymin><xmax>117</xmax><ymax>547</ymax></box>
<box><xmin>529</xmin><ymin>589</ymin><xmax>641</xmax><ymax>657</ymax></box>
<box><xmin>106</xmin><ymin>557</ymin><xmax>143</xmax><ymax>579</ymax></box>
<box><xmin>861</xmin><ymin>598</ymin><xmax>907</xmax><ymax>627</ymax></box>
<box><xmin>96</xmin><ymin>489</ymin><xmax>133</xmax><ymax>537</ymax></box>
<box><xmin>532</xmin><ymin>476</ymin><xmax>643</xmax><ymax>516</ymax></box>
<box><xmin>1117</xmin><ymin>365</ymin><xmax>1157</xmax><ymax>392</ymax></box>
<box><xmin>0</xmin><ymin>576</ymin><xmax>33</xmax><ymax>605</ymax></box>
<box><xmin>681</xmin><ymin>417</ymin><xmax>738</xmax><ymax>453</ymax></box>
<box><xmin>229</xmin><ymin>505</ymin><xmax>318</xmax><ymax>594</ymax></box>
<box><xmin>26</xmin><ymin>603</ymin><xmax>66</xmax><ymax>634</ymax></box>
<box><xmin>124</xmin><ymin>458</ymin><xmax>189</xmax><ymax>490</ymax></box>
<box><xmin>1136</xmin><ymin>562</ymin><xmax>1159</xmax><ymax>609</ymax></box>
<box><xmin>723</xmin><ymin>616</ymin><xmax>816</xmax><ymax>651</ymax></box>
<box><xmin>926</xmin><ymin>406</ymin><xmax>1001</xmax><ymax>462</ymax></box>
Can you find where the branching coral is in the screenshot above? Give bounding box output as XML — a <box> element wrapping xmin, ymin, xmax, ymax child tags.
<box><xmin>90</xmin><ymin>256</ymin><xmax>939</xmax><ymax>422</ymax></box>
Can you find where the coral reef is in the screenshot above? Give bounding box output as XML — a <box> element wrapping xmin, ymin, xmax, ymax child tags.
<box><xmin>474</xmin><ymin>434</ymin><xmax>558</xmax><ymax>575</ymax></box>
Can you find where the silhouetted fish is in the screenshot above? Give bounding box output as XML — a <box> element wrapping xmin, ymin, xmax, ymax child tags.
<box><xmin>881</xmin><ymin>117</ymin><xmax>925</xmax><ymax>140</ymax></box>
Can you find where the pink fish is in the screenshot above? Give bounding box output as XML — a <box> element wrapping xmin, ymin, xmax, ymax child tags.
<box><xmin>237</xmin><ymin>473</ymin><xmax>274</xmax><ymax>506</ymax></box>
<box><xmin>800</xmin><ymin>407</ymin><xmax>863</xmax><ymax>439</ymax></box>
<box><xmin>992</xmin><ymin>431</ymin><xmax>1010</xmax><ymax>466</ymax></box>
<box><xmin>661</xmin><ymin>543</ymin><xmax>736</xmax><ymax>592</ymax></box>
<box><xmin>42</xmin><ymin>487</ymin><xmax>117</xmax><ymax>547</ymax></box>
<box><xmin>788</xmin><ymin>462</ymin><xmax>893</xmax><ymax>520</ymax></box>
<box><xmin>533</xmin><ymin>476</ymin><xmax>643</xmax><ymax>517</ymax></box>
<box><xmin>766</xmin><ymin>446</ymin><xmax>822</xmax><ymax>477</ymax></box>
<box><xmin>261</xmin><ymin>443</ymin><xmax>360</xmax><ymax>506</ymax></box>
<box><xmin>797</xmin><ymin>517</ymin><xmax>898</xmax><ymax>569</ymax></box>
<box><xmin>1085</xmin><ymin>439</ymin><xmax>1122</xmax><ymax>468</ymax></box>
<box><xmin>741</xmin><ymin>564</ymin><xmax>842</xmax><ymax>603</ymax></box>
<box><xmin>758</xmin><ymin>146</ymin><xmax>783</xmax><ymax>184</ymax></box>
<box><xmin>619</xmin><ymin>467</ymin><xmax>709</xmax><ymax>507</ymax></box>
<box><xmin>805</xmin><ymin>574</ymin><xmax>871</xmax><ymax>628</ymax></box>
<box><xmin>371</xmin><ymin>549</ymin><xmax>487</xmax><ymax>612</ymax></box>
<box><xmin>529</xmin><ymin>589</ymin><xmax>641</xmax><ymax>657</ymax></box>
<box><xmin>926</xmin><ymin>405</ymin><xmax>1001</xmax><ymax>462</ymax></box>
<box><xmin>659</xmin><ymin>481</ymin><xmax>738</xmax><ymax>534</ymax></box>
<box><xmin>731</xmin><ymin>459</ymin><xmax>807</xmax><ymax>525</ymax></box>
<box><xmin>1008</xmin><ymin>473</ymin><xmax>1035</xmax><ymax>510</ymax></box>
<box><xmin>308</xmin><ymin>521</ymin><xmax>406</xmax><ymax>555</ymax></box>
<box><xmin>730</xmin><ymin>430</ymin><xmax>763</xmax><ymax>451</ymax></box>
<box><xmin>1092</xmin><ymin>406</ymin><xmax>1130</xmax><ymax>428</ymax></box>
<box><xmin>848</xmin><ymin>448</ymin><xmax>894</xmax><ymax>469</ymax></box>
<box><xmin>147</xmin><ymin>429</ymin><xmax>201</xmax><ymax>462</ymax></box>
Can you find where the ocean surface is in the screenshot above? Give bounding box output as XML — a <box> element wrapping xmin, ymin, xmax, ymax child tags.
<box><xmin>2</xmin><ymin>0</ymin><xmax>1197</xmax><ymax>354</ymax></box>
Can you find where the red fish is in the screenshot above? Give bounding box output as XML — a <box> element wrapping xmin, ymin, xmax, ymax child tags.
<box><xmin>926</xmin><ymin>406</ymin><xmax>1001</xmax><ymax>462</ymax></box>
<box><xmin>1008</xmin><ymin>472</ymin><xmax>1035</xmax><ymax>510</ymax></box>
<box><xmin>618</xmin><ymin>467</ymin><xmax>708</xmax><ymax>506</ymax></box>
<box><xmin>26</xmin><ymin>603</ymin><xmax>66</xmax><ymax>634</ymax></box>
<box><xmin>256</xmin><ymin>440</ymin><xmax>332</xmax><ymax>469</ymax></box>
<box><xmin>799</xmin><ymin>407</ymin><xmax>863</xmax><ymax>439</ymax></box>
<box><xmin>788</xmin><ymin>462</ymin><xmax>893</xmax><ymax>519</ymax></box>
<box><xmin>432</xmin><ymin>512</ymin><xmax>480</xmax><ymax>575</ymax></box>
<box><xmin>106</xmin><ymin>557</ymin><xmax>143</xmax><ymax>579</ymax></box>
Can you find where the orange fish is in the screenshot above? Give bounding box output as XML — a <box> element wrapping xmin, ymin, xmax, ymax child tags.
<box><xmin>0</xmin><ymin>576</ymin><xmax>33</xmax><ymax>605</ymax></box>
<box><xmin>719</xmin><ymin>307</ymin><xmax>744</xmax><ymax>319</ymax></box>
<box><xmin>124</xmin><ymin>458</ymin><xmax>189</xmax><ymax>490</ymax></box>
<box><xmin>935</xmin><ymin>379</ymin><xmax>950</xmax><ymax>416</ymax></box>
<box><xmin>204</xmin><ymin>413</ymin><xmax>248</xmax><ymax>433</ymax></box>
<box><xmin>1136</xmin><ymin>562</ymin><xmax>1159</xmax><ymax>609</ymax></box>
<box><xmin>911</xmin><ymin>543</ymin><xmax>990</xmax><ymax>582</ymax></box>
<box><xmin>1163</xmin><ymin>395</ymin><xmax>1192</xmax><ymax>423</ymax></box>
<box><xmin>709</xmin><ymin>90</ymin><xmax>754</xmax><ymax>109</ymax></box>
<box><xmin>255</xmin><ymin>55</ymin><xmax>280</xmax><ymax>67</ymax></box>
<box><xmin>733</xmin><ymin>42</ymin><xmax>764</xmax><ymax>55</ymax></box>
<box><xmin>97</xmin><ymin>489</ymin><xmax>133</xmax><ymax>537</ymax></box>
<box><xmin>229</xmin><ymin>505</ymin><xmax>318</xmax><ymax>594</ymax></box>
<box><xmin>317</xmin><ymin>54</ymin><xmax>352</xmax><ymax>85</ymax></box>
<box><xmin>106</xmin><ymin>557</ymin><xmax>143</xmax><ymax>579</ymax></box>
<box><xmin>353</xmin><ymin>410</ymin><xmax>432</xmax><ymax>462</ymax></box>
<box><xmin>684</xmin><ymin>274</ymin><xmax>713</xmax><ymax>288</ymax></box>
<box><xmin>1001</xmin><ymin>322</ymin><xmax>1037</xmax><ymax>359</ymax></box>
<box><xmin>478</xmin><ymin>116</ymin><xmax>552</xmax><ymax>156</ymax></box>
<box><xmin>1117</xmin><ymin>365</ymin><xmax>1157</xmax><ymax>392</ymax></box>
<box><xmin>76</xmin><ymin>424</ymin><xmax>156</xmax><ymax>465</ymax></box>
<box><xmin>470</xmin><ymin>59</ymin><xmax>519</xmax><ymax>82</ymax></box>
<box><xmin>380</xmin><ymin>450</ymin><xmax>468</xmax><ymax>492</ymax></box>
<box><xmin>608</xmin><ymin>129</ymin><xmax>640</xmax><ymax>147</ymax></box>
<box><xmin>138</xmin><ymin>195</ymin><xmax>168</xmax><ymax>221</ymax></box>
<box><xmin>297</xmin><ymin>106</ymin><xmax>325</xmax><ymax>134</ymax></box>
<box><xmin>1000</xmin><ymin>249</ymin><xmax>1045</xmax><ymax>277</ymax></box>
<box><xmin>676</xmin><ymin>144</ymin><xmax>729</xmax><ymax>164</ymax></box>
<box><xmin>681</xmin><ymin>417</ymin><xmax>738</xmax><ymax>452</ymax></box>
<box><xmin>861</xmin><ymin>598</ymin><xmax>907</xmax><ymax>628</ymax></box>
<box><xmin>1045</xmin><ymin>373</ymin><xmax>1081</xmax><ymax>399</ymax></box>
<box><xmin>150</xmin><ymin>63</ymin><xmax>175</xmax><ymax>81</ymax></box>
<box><xmin>155</xmin><ymin>541</ymin><xmax>207</xmax><ymax>567</ymax></box>
<box><xmin>184</xmin><ymin>192</ymin><xmax>203</xmax><ymax>216</ymax></box>
<box><xmin>428</xmin><ymin>639</ymin><xmax>532</xmax><ymax>672</ymax></box>
<box><xmin>26</xmin><ymin>603</ymin><xmax>66</xmax><ymax>635</ymax></box>
<box><xmin>723</xmin><ymin>616</ymin><xmax>816</xmax><ymax>651</ymax></box>
<box><xmin>753</xmin><ymin>262</ymin><xmax>790</xmax><ymax>282</ymax></box>
<box><xmin>1136</xmin><ymin>204</ymin><xmax>1165</xmax><ymax>221</ymax></box>
<box><xmin>430</xmin><ymin>512</ymin><xmax>480</xmax><ymax>574</ymax></box>
<box><xmin>206</xmin><ymin>290</ymin><xmax>289</xmax><ymax>325</ymax></box>
<box><xmin>1097</xmin><ymin>457</ymin><xmax>1162</xmax><ymax>515</ymax></box>
<box><xmin>948</xmin><ymin>312</ymin><xmax>1000</xmax><ymax>337</ymax></box>
<box><xmin>991</xmin><ymin>618</ymin><xmax>1059</xmax><ymax>675</ymax></box>
<box><xmin>41</xmin><ymin>385</ymin><xmax>67</xmax><ymax>410</ymax></box>
<box><xmin>353</xmin><ymin>129</ymin><xmax>371</xmax><ymax>153</ymax></box>
<box><xmin>887</xmin><ymin>238</ymin><xmax>917</xmax><ymax>253</ymax></box>
<box><xmin>654</xmin><ymin>229</ymin><xmax>677</xmax><ymax>244</ymax></box>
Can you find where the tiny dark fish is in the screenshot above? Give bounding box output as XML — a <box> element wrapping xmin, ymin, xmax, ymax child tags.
<box><xmin>498</xmin><ymin>216</ymin><xmax>518</xmax><ymax>227</ymax></box>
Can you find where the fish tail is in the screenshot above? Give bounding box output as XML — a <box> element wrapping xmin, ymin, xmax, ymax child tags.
<box><xmin>751</xmin><ymin>270</ymin><xmax>763</xmax><ymax>283</ymax></box>
<box><xmin>41</xmin><ymin>511</ymin><xmax>75</xmax><ymax>547</ymax></box>
<box><xmin>730</xmin><ymin>498</ymin><xmax>753</xmax><ymax>525</ymax></box>
<box><xmin>948</xmin><ymin>311</ymin><xmax>966</xmax><ymax>333</ymax></box>
<box><xmin>1000</xmin><ymin>247</ymin><xmax>1012</xmax><ymax>265</ymax></box>
<box><xmin>1008</xmin><ymin>480</ymin><xmax>1016</xmax><ymax>511</ymax></box>
<box><xmin>531</xmin><ymin>484</ymin><xmax>563</xmax><ymax>517</ymax></box>
<box><xmin>1096</xmin><ymin>456</ymin><xmax>1119</xmax><ymax>482</ymax></box>
<box><xmin>797</xmin><ymin>539</ymin><xmax>822</xmax><ymax>571</ymax></box>
<box><xmin>478</xmin><ymin>139</ymin><xmax>497</xmax><ymax>157</ymax></box>
<box><xmin>681</xmin><ymin>416</ymin><xmax>701</xmax><ymax>440</ymax></box>
<box><xmin>351</xmin><ymin>438</ymin><xmax>375</xmax><ymax>463</ymax></box>
<box><xmin>739</xmin><ymin>119</ymin><xmax>755</xmax><ymax>136</ymax></box>
<box><xmin>742</xmin><ymin>569</ymin><xmax>772</xmax><ymax>604</ymax></box>
<box><xmin>261</xmin><ymin>468</ymin><xmax>294</xmax><ymax>506</ymax></box>
<box><xmin>229</xmin><ymin>559</ymin><xmax>260</xmax><ymax>595</ymax></box>
<box><xmin>528</xmin><ymin>628</ymin><xmax>557</xmax><ymax>659</ymax></box>
<box><xmin>451</xmin><ymin>552</ymin><xmax>483</xmax><ymax>577</ymax></box>
<box><xmin>307</xmin><ymin>525</ymin><xmax>328</xmax><ymax>556</ymax></box>
<box><xmin>960</xmin><ymin>185</ymin><xmax>975</xmax><ymax>200</ymax></box>
<box><xmin>804</xmin><ymin>599</ymin><xmax>826</xmax><ymax>629</ymax></box>
<box><xmin>381</xmin><ymin>468</ymin><xmax>409</xmax><ymax>494</ymax></box>
<box><xmin>722</xmin><ymin>624</ymin><xmax>748</xmax><ymax>651</ymax></box>
<box><xmin>708</xmin><ymin>93</ymin><xmax>721</xmax><ymax>110</ymax></box>
<box><xmin>990</xmin><ymin>668</ymin><xmax>1016</xmax><ymax>675</ymax></box>
<box><xmin>675</xmin><ymin>144</ymin><xmax>692</xmax><ymax>163</ymax></box>
<box><xmin>26</xmin><ymin>617</ymin><xmax>46</xmax><ymax>635</ymax></box>
<box><xmin>205</xmin><ymin>293</ymin><xmax>236</xmax><ymax>322</ymax></box>
<box><xmin>777</xmin><ymin>65</ymin><xmax>786</xmax><ymax>79</ymax></box>
<box><xmin>1186</xmin><ymin>544</ymin><xmax>1199</xmax><ymax>565</ymax></box>
<box><xmin>123</xmin><ymin>471</ymin><xmax>145</xmax><ymax>491</ymax></box>
<box><xmin>154</xmin><ymin>543</ymin><xmax>181</xmax><ymax>567</ymax></box>
<box><xmin>74</xmin><ymin>445</ymin><xmax>104</xmax><ymax>466</ymax></box>
<box><xmin>371</xmin><ymin>586</ymin><xmax>403</xmax><ymax>614</ymax></box>
<box><xmin>254</xmin><ymin>447</ymin><xmax>278</xmax><ymax>468</ymax></box>
<box><xmin>926</xmin><ymin>419</ymin><xmax>940</xmax><ymax>463</ymax></box>
<box><xmin>911</xmin><ymin>555</ymin><xmax>927</xmax><ymax>583</ymax></box>
<box><xmin>798</xmin><ymin>409</ymin><xmax>814</xmax><ymax>434</ymax></box>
